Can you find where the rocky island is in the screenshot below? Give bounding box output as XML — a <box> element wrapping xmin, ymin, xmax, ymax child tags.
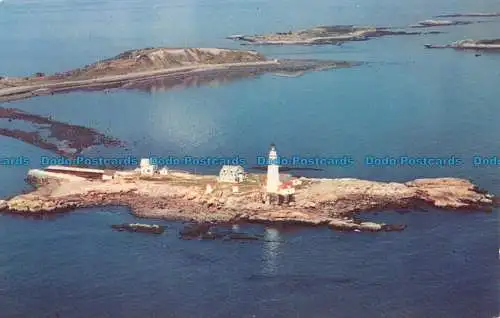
<box><xmin>425</xmin><ymin>39</ymin><xmax>500</xmax><ymax>51</ymax></box>
<box><xmin>410</xmin><ymin>19</ymin><xmax>475</xmax><ymax>28</ymax></box>
<box><xmin>0</xmin><ymin>162</ymin><xmax>495</xmax><ymax>233</ymax></box>
<box><xmin>0</xmin><ymin>47</ymin><xmax>356</xmax><ymax>103</ymax></box>
<box><xmin>227</xmin><ymin>25</ymin><xmax>441</xmax><ymax>45</ymax></box>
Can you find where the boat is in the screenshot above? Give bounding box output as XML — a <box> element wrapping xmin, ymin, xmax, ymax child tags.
<box><xmin>111</xmin><ymin>223</ymin><xmax>165</xmax><ymax>234</ymax></box>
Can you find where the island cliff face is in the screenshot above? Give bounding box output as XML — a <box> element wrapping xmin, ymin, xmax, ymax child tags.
<box><xmin>0</xmin><ymin>47</ymin><xmax>356</xmax><ymax>103</ymax></box>
<box><xmin>0</xmin><ymin>172</ymin><xmax>495</xmax><ymax>232</ymax></box>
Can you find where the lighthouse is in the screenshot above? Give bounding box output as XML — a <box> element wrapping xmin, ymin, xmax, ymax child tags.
<box><xmin>266</xmin><ymin>144</ymin><xmax>281</xmax><ymax>193</ymax></box>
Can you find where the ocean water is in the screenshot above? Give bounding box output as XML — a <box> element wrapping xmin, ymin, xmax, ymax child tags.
<box><xmin>0</xmin><ymin>0</ymin><xmax>499</xmax><ymax>317</ymax></box>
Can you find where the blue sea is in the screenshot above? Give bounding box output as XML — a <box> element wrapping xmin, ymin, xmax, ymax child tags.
<box><xmin>0</xmin><ymin>0</ymin><xmax>499</xmax><ymax>317</ymax></box>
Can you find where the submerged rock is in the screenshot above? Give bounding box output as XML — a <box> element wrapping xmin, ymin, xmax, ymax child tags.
<box><xmin>179</xmin><ymin>223</ymin><xmax>262</xmax><ymax>241</ymax></box>
<box><xmin>0</xmin><ymin>107</ymin><xmax>122</xmax><ymax>156</ymax></box>
<box><xmin>435</xmin><ymin>12</ymin><xmax>500</xmax><ymax>18</ymax></box>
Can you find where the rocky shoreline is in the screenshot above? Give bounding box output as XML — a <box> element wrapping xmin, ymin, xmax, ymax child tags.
<box><xmin>0</xmin><ymin>47</ymin><xmax>357</xmax><ymax>103</ymax></box>
<box><xmin>0</xmin><ymin>171</ymin><xmax>495</xmax><ymax>233</ymax></box>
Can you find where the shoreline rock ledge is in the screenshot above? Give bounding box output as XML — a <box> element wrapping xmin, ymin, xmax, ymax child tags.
<box><xmin>1</xmin><ymin>171</ymin><xmax>496</xmax><ymax>233</ymax></box>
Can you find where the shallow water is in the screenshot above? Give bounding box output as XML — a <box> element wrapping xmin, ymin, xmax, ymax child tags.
<box><xmin>0</xmin><ymin>0</ymin><xmax>499</xmax><ymax>317</ymax></box>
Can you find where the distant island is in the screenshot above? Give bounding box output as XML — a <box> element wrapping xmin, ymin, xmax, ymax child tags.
<box><xmin>434</xmin><ymin>12</ymin><xmax>500</xmax><ymax>18</ymax></box>
<box><xmin>0</xmin><ymin>146</ymin><xmax>496</xmax><ymax>234</ymax></box>
<box><xmin>226</xmin><ymin>12</ymin><xmax>500</xmax><ymax>46</ymax></box>
<box><xmin>425</xmin><ymin>39</ymin><xmax>500</xmax><ymax>51</ymax></box>
<box><xmin>0</xmin><ymin>47</ymin><xmax>357</xmax><ymax>103</ymax></box>
<box><xmin>227</xmin><ymin>25</ymin><xmax>442</xmax><ymax>45</ymax></box>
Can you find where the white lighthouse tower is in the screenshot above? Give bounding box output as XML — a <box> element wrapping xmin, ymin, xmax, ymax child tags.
<box><xmin>266</xmin><ymin>144</ymin><xmax>281</xmax><ymax>193</ymax></box>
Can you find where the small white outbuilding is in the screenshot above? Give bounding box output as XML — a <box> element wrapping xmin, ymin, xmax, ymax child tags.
<box><xmin>140</xmin><ymin>158</ymin><xmax>157</xmax><ymax>176</ymax></box>
<box><xmin>218</xmin><ymin>165</ymin><xmax>246</xmax><ymax>183</ymax></box>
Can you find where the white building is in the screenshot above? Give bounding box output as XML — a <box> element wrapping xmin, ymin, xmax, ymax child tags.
<box><xmin>266</xmin><ymin>144</ymin><xmax>281</xmax><ymax>193</ymax></box>
<box><xmin>140</xmin><ymin>158</ymin><xmax>152</xmax><ymax>168</ymax></box>
<box><xmin>159</xmin><ymin>167</ymin><xmax>169</xmax><ymax>175</ymax></box>
<box><xmin>218</xmin><ymin>165</ymin><xmax>246</xmax><ymax>183</ymax></box>
<box><xmin>140</xmin><ymin>158</ymin><xmax>157</xmax><ymax>176</ymax></box>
